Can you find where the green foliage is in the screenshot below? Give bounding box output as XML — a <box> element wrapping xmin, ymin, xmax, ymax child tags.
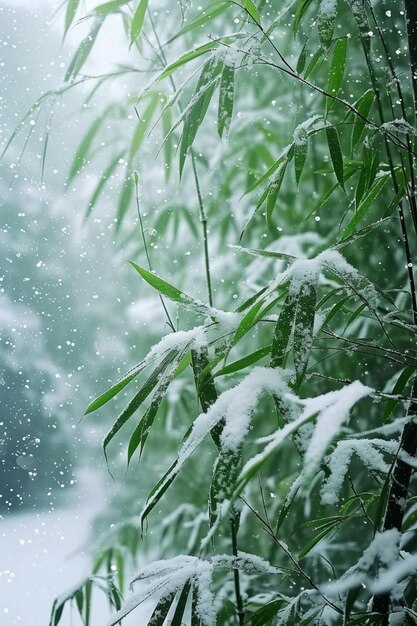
<box><xmin>11</xmin><ymin>0</ymin><xmax>417</xmax><ymax>624</ymax></box>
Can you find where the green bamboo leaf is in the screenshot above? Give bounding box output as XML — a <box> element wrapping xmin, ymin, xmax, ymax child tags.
<box><xmin>270</xmin><ymin>290</ymin><xmax>296</xmax><ymax>368</ymax></box>
<box><xmin>266</xmin><ymin>160</ymin><xmax>288</xmax><ymax>222</ymax></box>
<box><xmin>294</xmin><ymin>128</ymin><xmax>308</xmax><ymax>185</ymax></box>
<box><xmin>162</xmin><ymin>107</ymin><xmax>173</xmax><ymax>179</ymax></box>
<box><xmin>383</xmin><ymin>366</ymin><xmax>415</xmax><ymax>423</ymax></box>
<box><xmin>148</xmin><ymin>593</ymin><xmax>176</xmax><ymax>626</ymax></box>
<box><xmin>323</xmin><ymin>295</ymin><xmax>350</xmax><ymax>326</ymax></box>
<box><xmin>85</xmin><ymin>151</ymin><xmax>124</xmax><ymax>219</ymax></box>
<box><xmin>65</xmin><ymin>19</ymin><xmax>103</xmax><ymax>82</ymax></box>
<box><xmin>294</xmin><ymin>0</ymin><xmax>314</xmax><ymax>34</ymax></box>
<box><xmin>191</xmin><ymin>586</ymin><xmax>201</xmax><ymax>626</ymax></box>
<box><xmin>67</xmin><ymin>115</ymin><xmax>106</xmax><ymax>184</ymax></box>
<box><xmin>326</xmin><ymin>126</ymin><xmax>344</xmax><ymax>189</ymax></box>
<box><xmin>84</xmin><ymin>579</ymin><xmax>92</xmax><ymax>626</ymax></box>
<box><xmin>317</xmin><ymin>0</ymin><xmax>336</xmax><ymax>48</ymax></box>
<box><xmin>167</xmin><ymin>3</ymin><xmax>229</xmax><ymax>43</ymax></box>
<box><xmin>85</xmin><ymin>360</ymin><xmax>149</xmax><ymax>414</ymax></box>
<box><xmin>179</xmin><ymin>57</ymin><xmax>222</xmax><ymax>177</ymax></box>
<box><xmin>214</xmin><ymin>346</ymin><xmax>271</xmax><ymax>378</ymax></box>
<box><xmin>64</xmin><ymin>0</ymin><xmax>81</xmax><ymax>37</ymax></box>
<box><xmin>352</xmin><ymin>89</ymin><xmax>375</xmax><ymax>149</ymax></box>
<box><xmin>296</xmin><ymin>43</ymin><xmax>307</xmax><ymax>74</ymax></box>
<box><xmin>210</xmin><ymin>448</ymin><xmax>241</xmax><ymax>526</ymax></box>
<box><xmin>116</xmin><ymin>170</ymin><xmax>134</xmax><ymax>228</ymax></box>
<box><xmin>247</xmin><ymin>600</ymin><xmax>287</xmax><ymax>625</ymax></box>
<box><xmin>191</xmin><ymin>345</ymin><xmax>223</xmax><ymax>447</ymax></box>
<box><xmin>218</xmin><ymin>59</ymin><xmax>235</xmax><ymax>138</ymax></box>
<box><xmin>348</xmin><ymin>0</ymin><xmax>371</xmax><ymax>53</ymax></box>
<box><xmin>355</xmin><ymin>146</ymin><xmax>372</xmax><ymax>207</ymax></box>
<box><xmin>158</xmin><ymin>41</ymin><xmax>221</xmax><ymax>82</ymax></box>
<box><xmin>75</xmin><ymin>590</ymin><xmax>84</xmax><ymax>617</ymax></box>
<box><xmin>298</xmin><ymin>520</ymin><xmax>340</xmax><ymax>558</ymax></box>
<box><xmin>129</xmin><ymin>93</ymin><xmax>160</xmax><ymax>158</ymax></box>
<box><xmin>304</xmin><ymin>47</ymin><xmax>324</xmax><ymax>79</ymax></box>
<box><xmin>130</xmin><ymin>0</ymin><xmax>149</xmax><ymax>44</ymax></box>
<box><xmin>102</xmin><ymin>349</ymin><xmax>178</xmax><ymax>460</ymax></box>
<box><xmin>53</xmin><ymin>603</ymin><xmax>64</xmax><ymax>626</ymax></box>
<box><xmin>275</xmin><ymin>479</ymin><xmax>301</xmax><ymax>531</ymax></box>
<box><xmin>293</xmin><ymin>282</ymin><xmax>317</xmax><ymax>385</ymax></box>
<box><xmin>306</xmin><ymin>166</ymin><xmax>359</xmax><ymax>220</ymax></box>
<box><xmin>343</xmin><ymin>302</ymin><xmax>366</xmax><ymax>329</ymax></box>
<box><xmin>240</xmin><ymin>0</ymin><xmax>261</xmax><ymax>24</ymax></box>
<box><xmin>95</xmin><ymin>0</ymin><xmax>131</xmax><ymax>14</ymax></box>
<box><xmin>244</xmin><ymin>144</ymin><xmax>293</xmax><ymax>195</ymax></box>
<box><xmin>344</xmin><ymin>586</ymin><xmax>362</xmax><ymax>624</ymax></box>
<box><xmin>326</xmin><ymin>37</ymin><xmax>348</xmax><ymax>111</ymax></box>
<box><xmin>129</xmin><ymin>262</ymin><xmax>210</xmax><ymax>315</ymax></box>
<box><xmin>171</xmin><ymin>584</ymin><xmax>191</xmax><ymax>626</ymax></box>
<box><xmin>141</xmin><ymin>457</ymin><xmax>181</xmax><ymax>526</ymax></box>
<box><xmin>127</xmin><ymin>344</ymin><xmax>190</xmax><ymax>463</ymax></box>
<box><xmin>340</xmin><ymin>173</ymin><xmax>390</xmax><ymax>240</ymax></box>
<box><xmin>229</xmin><ymin>244</ymin><xmax>296</xmax><ymax>262</ymax></box>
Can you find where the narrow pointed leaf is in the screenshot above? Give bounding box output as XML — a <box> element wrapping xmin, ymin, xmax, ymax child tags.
<box><xmin>294</xmin><ymin>128</ymin><xmax>308</xmax><ymax>185</ymax></box>
<box><xmin>352</xmin><ymin>89</ymin><xmax>375</xmax><ymax>149</ymax></box>
<box><xmin>102</xmin><ymin>349</ymin><xmax>178</xmax><ymax>459</ymax></box>
<box><xmin>326</xmin><ymin>37</ymin><xmax>348</xmax><ymax>111</ymax></box>
<box><xmin>65</xmin><ymin>19</ymin><xmax>103</xmax><ymax>82</ymax></box>
<box><xmin>129</xmin><ymin>262</ymin><xmax>210</xmax><ymax>315</ymax></box>
<box><xmin>85</xmin><ymin>151</ymin><xmax>124</xmax><ymax>219</ymax></box>
<box><xmin>218</xmin><ymin>59</ymin><xmax>235</xmax><ymax>138</ymax></box>
<box><xmin>293</xmin><ymin>282</ymin><xmax>317</xmax><ymax>385</ymax></box>
<box><xmin>326</xmin><ymin>126</ymin><xmax>344</xmax><ymax>189</ymax></box>
<box><xmin>64</xmin><ymin>0</ymin><xmax>81</xmax><ymax>37</ymax></box>
<box><xmin>130</xmin><ymin>0</ymin><xmax>149</xmax><ymax>44</ymax></box>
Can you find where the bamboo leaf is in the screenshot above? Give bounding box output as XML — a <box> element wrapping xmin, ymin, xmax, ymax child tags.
<box><xmin>67</xmin><ymin>115</ymin><xmax>106</xmax><ymax>184</ymax></box>
<box><xmin>65</xmin><ymin>19</ymin><xmax>103</xmax><ymax>82</ymax></box>
<box><xmin>127</xmin><ymin>344</ymin><xmax>191</xmax><ymax>463</ymax></box>
<box><xmin>298</xmin><ymin>520</ymin><xmax>340</xmax><ymax>558</ymax></box>
<box><xmin>64</xmin><ymin>0</ymin><xmax>81</xmax><ymax>37</ymax></box>
<box><xmin>102</xmin><ymin>349</ymin><xmax>178</xmax><ymax>460</ymax></box>
<box><xmin>326</xmin><ymin>126</ymin><xmax>344</xmax><ymax>189</ymax></box>
<box><xmin>248</xmin><ymin>600</ymin><xmax>287</xmax><ymax>625</ymax></box>
<box><xmin>317</xmin><ymin>0</ymin><xmax>336</xmax><ymax>48</ymax></box>
<box><xmin>148</xmin><ymin>593</ymin><xmax>176</xmax><ymax>626</ymax></box>
<box><xmin>95</xmin><ymin>0</ymin><xmax>131</xmax><ymax>14</ymax></box>
<box><xmin>129</xmin><ymin>93</ymin><xmax>160</xmax><ymax>158</ymax></box>
<box><xmin>218</xmin><ymin>59</ymin><xmax>235</xmax><ymax>138</ymax></box>
<box><xmin>85</xmin><ymin>359</ymin><xmax>149</xmax><ymax>414</ymax></box>
<box><xmin>294</xmin><ymin>128</ymin><xmax>308</xmax><ymax>185</ymax></box>
<box><xmin>326</xmin><ymin>37</ymin><xmax>348</xmax><ymax>111</ymax></box>
<box><xmin>383</xmin><ymin>366</ymin><xmax>415</xmax><ymax>423</ymax></box>
<box><xmin>158</xmin><ymin>41</ymin><xmax>221</xmax><ymax>82</ymax></box>
<box><xmin>340</xmin><ymin>173</ymin><xmax>390</xmax><ymax>240</ymax></box>
<box><xmin>270</xmin><ymin>291</ymin><xmax>296</xmax><ymax>368</ymax></box>
<box><xmin>130</xmin><ymin>0</ymin><xmax>149</xmax><ymax>45</ymax></box>
<box><xmin>293</xmin><ymin>282</ymin><xmax>317</xmax><ymax>386</ymax></box>
<box><xmin>229</xmin><ymin>244</ymin><xmax>296</xmax><ymax>262</ymax></box>
<box><xmin>351</xmin><ymin>89</ymin><xmax>375</xmax><ymax>150</ymax></box>
<box><xmin>129</xmin><ymin>262</ymin><xmax>210</xmax><ymax>315</ymax></box>
<box><xmin>266</xmin><ymin>160</ymin><xmax>288</xmax><ymax>222</ymax></box>
<box><xmin>171</xmin><ymin>584</ymin><xmax>191</xmax><ymax>626</ymax></box>
<box><xmin>240</xmin><ymin>0</ymin><xmax>261</xmax><ymax>24</ymax></box>
<box><xmin>116</xmin><ymin>170</ymin><xmax>134</xmax><ymax>228</ymax></box>
<box><xmin>85</xmin><ymin>151</ymin><xmax>124</xmax><ymax>219</ymax></box>
<box><xmin>214</xmin><ymin>346</ymin><xmax>271</xmax><ymax>378</ymax></box>
<box><xmin>179</xmin><ymin>57</ymin><xmax>222</xmax><ymax>177</ymax></box>
<box><xmin>296</xmin><ymin>43</ymin><xmax>307</xmax><ymax>74</ymax></box>
<box><xmin>167</xmin><ymin>3</ymin><xmax>229</xmax><ymax>43</ymax></box>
